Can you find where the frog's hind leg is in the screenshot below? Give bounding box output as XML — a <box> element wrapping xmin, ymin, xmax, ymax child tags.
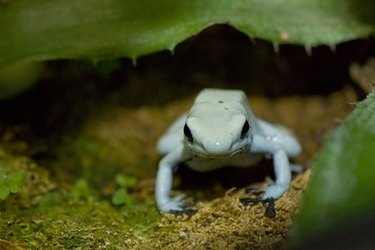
<box><xmin>156</xmin><ymin>113</ymin><xmax>187</xmax><ymax>155</ymax></box>
<box><xmin>257</xmin><ymin>119</ymin><xmax>301</xmax><ymax>157</ymax></box>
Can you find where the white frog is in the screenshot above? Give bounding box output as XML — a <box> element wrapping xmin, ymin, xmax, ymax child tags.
<box><xmin>155</xmin><ymin>88</ymin><xmax>301</xmax><ymax>213</ymax></box>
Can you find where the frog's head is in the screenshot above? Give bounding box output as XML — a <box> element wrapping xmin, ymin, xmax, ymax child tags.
<box><xmin>183</xmin><ymin>102</ymin><xmax>251</xmax><ymax>158</ymax></box>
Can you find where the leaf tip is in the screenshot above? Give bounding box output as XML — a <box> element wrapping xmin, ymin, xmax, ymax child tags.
<box><xmin>168</xmin><ymin>44</ymin><xmax>177</xmax><ymax>55</ymax></box>
<box><xmin>91</xmin><ymin>58</ymin><xmax>99</xmax><ymax>66</ymax></box>
<box><xmin>304</xmin><ymin>45</ymin><xmax>312</xmax><ymax>56</ymax></box>
<box><xmin>248</xmin><ymin>36</ymin><xmax>256</xmax><ymax>45</ymax></box>
<box><xmin>273</xmin><ymin>42</ymin><xmax>280</xmax><ymax>54</ymax></box>
<box><xmin>131</xmin><ymin>57</ymin><xmax>138</xmax><ymax>67</ymax></box>
<box><xmin>328</xmin><ymin>43</ymin><xmax>336</xmax><ymax>52</ymax></box>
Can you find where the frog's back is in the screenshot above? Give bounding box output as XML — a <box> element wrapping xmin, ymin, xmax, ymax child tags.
<box><xmin>195</xmin><ymin>88</ymin><xmax>247</xmax><ymax>104</ymax></box>
<box><xmin>193</xmin><ymin>89</ymin><xmax>260</xmax><ymax>131</ymax></box>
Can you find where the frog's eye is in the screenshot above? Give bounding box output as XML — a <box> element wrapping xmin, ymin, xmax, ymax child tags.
<box><xmin>184</xmin><ymin>124</ymin><xmax>194</xmax><ymax>143</ymax></box>
<box><xmin>240</xmin><ymin>120</ymin><xmax>250</xmax><ymax>139</ymax></box>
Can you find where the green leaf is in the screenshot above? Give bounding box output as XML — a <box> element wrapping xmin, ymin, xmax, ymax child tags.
<box><xmin>111</xmin><ymin>188</ymin><xmax>134</xmax><ymax>206</ymax></box>
<box><xmin>6</xmin><ymin>171</ymin><xmax>26</xmax><ymax>193</ymax></box>
<box><xmin>0</xmin><ymin>169</ymin><xmax>26</xmax><ymax>200</ymax></box>
<box><xmin>37</xmin><ymin>191</ymin><xmax>65</xmax><ymax>207</ymax></box>
<box><xmin>290</xmin><ymin>91</ymin><xmax>375</xmax><ymax>244</ymax></box>
<box><xmin>70</xmin><ymin>178</ymin><xmax>98</xmax><ymax>199</ymax></box>
<box><xmin>0</xmin><ymin>182</ymin><xmax>9</xmax><ymax>200</ymax></box>
<box><xmin>0</xmin><ymin>0</ymin><xmax>374</xmax><ymax>68</ymax></box>
<box><xmin>115</xmin><ymin>174</ymin><xmax>137</xmax><ymax>189</ymax></box>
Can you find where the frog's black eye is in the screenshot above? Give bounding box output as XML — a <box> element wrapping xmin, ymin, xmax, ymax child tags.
<box><xmin>184</xmin><ymin>124</ymin><xmax>194</xmax><ymax>143</ymax></box>
<box><xmin>241</xmin><ymin>120</ymin><xmax>250</xmax><ymax>139</ymax></box>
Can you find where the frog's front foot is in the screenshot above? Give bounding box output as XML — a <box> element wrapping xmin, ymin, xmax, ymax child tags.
<box><xmin>159</xmin><ymin>194</ymin><xmax>197</xmax><ymax>215</ymax></box>
<box><xmin>158</xmin><ymin>193</ymin><xmax>187</xmax><ymax>213</ymax></box>
<box><xmin>170</xmin><ymin>208</ymin><xmax>197</xmax><ymax>216</ymax></box>
<box><xmin>240</xmin><ymin>193</ymin><xmax>276</xmax><ymax>218</ymax></box>
<box><xmin>240</xmin><ymin>185</ymin><xmax>283</xmax><ymax>218</ymax></box>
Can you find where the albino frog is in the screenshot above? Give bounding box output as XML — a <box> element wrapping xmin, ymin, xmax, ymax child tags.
<box><xmin>155</xmin><ymin>88</ymin><xmax>301</xmax><ymax>213</ymax></box>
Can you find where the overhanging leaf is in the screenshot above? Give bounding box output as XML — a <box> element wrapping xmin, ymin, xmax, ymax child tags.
<box><xmin>290</xmin><ymin>90</ymin><xmax>375</xmax><ymax>244</ymax></box>
<box><xmin>0</xmin><ymin>61</ymin><xmax>45</xmax><ymax>99</ymax></box>
<box><xmin>0</xmin><ymin>0</ymin><xmax>374</xmax><ymax>68</ymax></box>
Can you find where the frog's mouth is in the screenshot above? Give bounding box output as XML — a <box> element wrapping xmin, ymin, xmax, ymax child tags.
<box><xmin>190</xmin><ymin>145</ymin><xmax>248</xmax><ymax>159</ymax></box>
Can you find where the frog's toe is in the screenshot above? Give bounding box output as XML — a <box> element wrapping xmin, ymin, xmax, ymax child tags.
<box><xmin>173</xmin><ymin>193</ymin><xmax>186</xmax><ymax>202</ymax></box>
<box><xmin>241</xmin><ymin>187</ymin><xmax>264</xmax><ymax>205</ymax></box>
<box><xmin>160</xmin><ymin>201</ymin><xmax>184</xmax><ymax>213</ymax></box>
<box><xmin>244</xmin><ymin>187</ymin><xmax>264</xmax><ymax>195</ymax></box>
<box><xmin>290</xmin><ymin>164</ymin><xmax>303</xmax><ymax>173</ymax></box>
<box><xmin>170</xmin><ymin>208</ymin><xmax>197</xmax><ymax>216</ymax></box>
<box><xmin>159</xmin><ymin>194</ymin><xmax>187</xmax><ymax>213</ymax></box>
<box><xmin>240</xmin><ymin>194</ymin><xmax>277</xmax><ymax>218</ymax></box>
<box><xmin>240</xmin><ymin>197</ymin><xmax>262</xmax><ymax>205</ymax></box>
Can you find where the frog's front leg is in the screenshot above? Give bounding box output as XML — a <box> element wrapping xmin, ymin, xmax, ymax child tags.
<box><xmin>251</xmin><ymin>134</ymin><xmax>291</xmax><ymax>200</ymax></box>
<box><xmin>155</xmin><ymin>145</ymin><xmax>190</xmax><ymax>213</ymax></box>
<box><xmin>156</xmin><ymin>113</ymin><xmax>187</xmax><ymax>155</ymax></box>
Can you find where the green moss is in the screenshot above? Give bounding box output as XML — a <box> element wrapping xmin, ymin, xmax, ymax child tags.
<box><xmin>69</xmin><ymin>179</ymin><xmax>100</xmax><ymax>200</ymax></box>
<box><xmin>0</xmin><ymin>197</ymin><xmax>160</xmax><ymax>248</ymax></box>
<box><xmin>0</xmin><ymin>152</ymin><xmax>55</xmax><ymax>208</ymax></box>
<box><xmin>36</xmin><ymin>191</ymin><xmax>65</xmax><ymax>207</ymax></box>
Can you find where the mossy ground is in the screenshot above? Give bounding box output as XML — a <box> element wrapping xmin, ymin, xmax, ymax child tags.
<box><xmin>0</xmin><ymin>88</ymin><xmax>356</xmax><ymax>249</ymax></box>
<box><xmin>0</xmin><ymin>26</ymin><xmax>368</xmax><ymax>249</ymax></box>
